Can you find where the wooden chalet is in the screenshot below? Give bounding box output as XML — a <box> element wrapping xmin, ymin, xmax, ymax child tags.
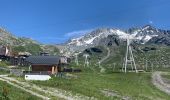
<box><xmin>0</xmin><ymin>46</ymin><xmax>11</xmax><ymax>60</ymax></box>
<box><xmin>10</xmin><ymin>52</ymin><xmax>31</xmax><ymax>66</ymax></box>
<box><xmin>40</xmin><ymin>52</ymin><xmax>50</xmax><ymax>56</ymax></box>
<box><xmin>26</xmin><ymin>56</ymin><xmax>69</xmax><ymax>75</ymax></box>
<box><xmin>0</xmin><ymin>45</ymin><xmax>31</xmax><ymax>66</ymax></box>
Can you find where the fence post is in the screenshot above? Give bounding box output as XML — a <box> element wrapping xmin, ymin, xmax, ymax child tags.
<box><xmin>113</xmin><ymin>63</ymin><xmax>116</xmax><ymax>71</ymax></box>
<box><xmin>151</xmin><ymin>63</ymin><xmax>153</xmax><ymax>72</ymax></box>
<box><xmin>145</xmin><ymin>60</ymin><xmax>148</xmax><ymax>71</ymax></box>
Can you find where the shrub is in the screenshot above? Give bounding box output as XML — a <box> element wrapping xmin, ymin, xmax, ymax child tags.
<box><xmin>2</xmin><ymin>86</ymin><xmax>10</xmax><ymax>100</ymax></box>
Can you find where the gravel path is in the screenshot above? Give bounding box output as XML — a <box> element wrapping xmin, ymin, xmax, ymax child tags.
<box><xmin>0</xmin><ymin>75</ymin><xmax>95</xmax><ymax>100</ymax></box>
<box><xmin>99</xmin><ymin>47</ymin><xmax>110</xmax><ymax>63</ymax></box>
<box><xmin>152</xmin><ymin>71</ymin><xmax>170</xmax><ymax>95</ymax></box>
<box><xmin>0</xmin><ymin>75</ymin><xmax>49</xmax><ymax>100</ymax></box>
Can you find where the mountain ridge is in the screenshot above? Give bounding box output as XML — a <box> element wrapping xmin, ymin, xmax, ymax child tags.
<box><xmin>58</xmin><ymin>25</ymin><xmax>170</xmax><ymax>56</ymax></box>
<box><xmin>0</xmin><ymin>27</ymin><xmax>59</xmax><ymax>55</ymax></box>
<box><xmin>1</xmin><ymin>25</ymin><xmax>170</xmax><ymax>56</ymax></box>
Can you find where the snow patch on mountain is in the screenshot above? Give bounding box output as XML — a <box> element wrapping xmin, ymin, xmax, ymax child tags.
<box><xmin>114</xmin><ymin>30</ymin><xmax>129</xmax><ymax>39</ymax></box>
<box><xmin>84</xmin><ymin>37</ymin><xmax>96</xmax><ymax>44</ymax></box>
<box><xmin>144</xmin><ymin>35</ymin><xmax>158</xmax><ymax>42</ymax></box>
<box><xmin>67</xmin><ymin>27</ymin><xmax>159</xmax><ymax>47</ymax></box>
<box><xmin>58</xmin><ymin>25</ymin><xmax>170</xmax><ymax>56</ymax></box>
<box><xmin>144</xmin><ymin>35</ymin><xmax>152</xmax><ymax>41</ymax></box>
<box><xmin>67</xmin><ymin>29</ymin><xmax>128</xmax><ymax>46</ymax></box>
<box><xmin>142</xmin><ymin>25</ymin><xmax>150</xmax><ymax>31</ymax></box>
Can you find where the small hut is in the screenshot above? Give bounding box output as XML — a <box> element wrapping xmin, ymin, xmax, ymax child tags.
<box><xmin>26</xmin><ymin>56</ymin><xmax>68</xmax><ymax>74</ymax></box>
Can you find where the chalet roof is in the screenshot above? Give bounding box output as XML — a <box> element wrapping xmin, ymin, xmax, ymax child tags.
<box><xmin>26</xmin><ymin>56</ymin><xmax>60</xmax><ymax>65</ymax></box>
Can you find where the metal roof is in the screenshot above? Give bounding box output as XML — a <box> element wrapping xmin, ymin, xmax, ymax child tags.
<box><xmin>26</xmin><ymin>56</ymin><xmax>60</xmax><ymax>65</ymax></box>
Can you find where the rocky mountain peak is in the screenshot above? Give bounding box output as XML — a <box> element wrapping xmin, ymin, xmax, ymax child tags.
<box><xmin>58</xmin><ymin>25</ymin><xmax>170</xmax><ymax>55</ymax></box>
<box><xmin>142</xmin><ymin>25</ymin><xmax>155</xmax><ymax>30</ymax></box>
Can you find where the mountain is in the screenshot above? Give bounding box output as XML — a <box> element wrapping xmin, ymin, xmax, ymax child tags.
<box><xmin>128</xmin><ymin>25</ymin><xmax>170</xmax><ymax>44</ymax></box>
<box><xmin>1</xmin><ymin>25</ymin><xmax>170</xmax><ymax>56</ymax></box>
<box><xmin>62</xmin><ymin>25</ymin><xmax>170</xmax><ymax>70</ymax></box>
<box><xmin>58</xmin><ymin>25</ymin><xmax>170</xmax><ymax>56</ymax></box>
<box><xmin>0</xmin><ymin>27</ymin><xmax>59</xmax><ymax>55</ymax></box>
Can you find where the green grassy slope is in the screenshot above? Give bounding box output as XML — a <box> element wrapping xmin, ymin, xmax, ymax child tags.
<box><xmin>32</xmin><ymin>71</ymin><xmax>170</xmax><ymax>100</ymax></box>
<box><xmin>75</xmin><ymin>44</ymin><xmax>170</xmax><ymax>72</ymax></box>
<box><xmin>0</xmin><ymin>80</ymin><xmax>40</xmax><ymax>100</ymax></box>
<box><xmin>0</xmin><ymin>69</ymin><xmax>40</xmax><ymax>100</ymax></box>
<box><xmin>30</xmin><ymin>44</ymin><xmax>170</xmax><ymax>100</ymax></box>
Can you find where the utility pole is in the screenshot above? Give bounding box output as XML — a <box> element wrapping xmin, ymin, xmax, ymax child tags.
<box><xmin>145</xmin><ymin>60</ymin><xmax>148</xmax><ymax>71</ymax></box>
<box><xmin>98</xmin><ymin>60</ymin><xmax>101</xmax><ymax>68</ymax></box>
<box><xmin>74</xmin><ymin>53</ymin><xmax>79</xmax><ymax>66</ymax></box>
<box><xmin>83</xmin><ymin>54</ymin><xmax>90</xmax><ymax>67</ymax></box>
<box><xmin>113</xmin><ymin>63</ymin><xmax>116</xmax><ymax>71</ymax></box>
<box><xmin>151</xmin><ymin>63</ymin><xmax>153</xmax><ymax>72</ymax></box>
<box><xmin>122</xmin><ymin>57</ymin><xmax>125</xmax><ymax>72</ymax></box>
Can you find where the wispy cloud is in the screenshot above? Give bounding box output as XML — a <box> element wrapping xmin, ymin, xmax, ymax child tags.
<box><xmin>65</xmin><ymin>29</ymin><xmax>93</xmax><ymax>38</ymax></box>
<box><xmin>31</xmin><ymin>36</ymin><xmax>68</xmax><ymax>44</ymax></box>
<box><xmin>28</xmin><ymin>29</ymin><xmax>95</xmax><ymax>44</ymax></box>
<box><xmin>34</xmin><ymin>37</ymin><xmax>66</xmax><ymax>40</ymax></box>
<box><xmin>149</xmin><ymin>20</ymin><xmax>153</xmax><ymax>24</ymax></box>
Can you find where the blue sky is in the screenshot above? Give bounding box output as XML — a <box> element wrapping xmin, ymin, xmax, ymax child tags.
<box><xmin>0</xmin><ymin>0</ymin><xmax>170</xmax><ymax>44</ymax></box>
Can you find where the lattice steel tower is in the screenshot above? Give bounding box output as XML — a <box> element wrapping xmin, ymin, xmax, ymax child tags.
<box><xmin>83</xmin><ymin>54</ymin><xmax>90</xmax><ymax>67</ymax></box>
<box><xmin>123</xmin><ymin>36</ymin><xmax>138</xmax><ymax>73</ymax></box>
<box><xmin>74</xmin><ymin>53</ymin><xmax>79</xmax><ymax>66</ymax></box>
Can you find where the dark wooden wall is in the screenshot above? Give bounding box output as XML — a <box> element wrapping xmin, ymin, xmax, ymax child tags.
<box><xmin>32</xmin><ymin>65</ymin><xmax>53</xmax><ymax>72</ymax></box>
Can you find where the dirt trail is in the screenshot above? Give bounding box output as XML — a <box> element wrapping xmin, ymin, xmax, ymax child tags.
<box><xmin>152</xmin><ymin>71</ymin><xmax>170</xmax><ymax>95</ymax></box>
<box><xmin>99</xmin><ymin>47</ymin><xmax>110</xmax><ymax>63</ymax></box>
<box><xmin>0</xmin><ymin>75</ymin><xmax>95</xmax><ymax>100</ymax></box>
<box><xmin>0</xmin><ymin>75</ymin><xmax>49</xmax><ymax>100</ymax></box>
